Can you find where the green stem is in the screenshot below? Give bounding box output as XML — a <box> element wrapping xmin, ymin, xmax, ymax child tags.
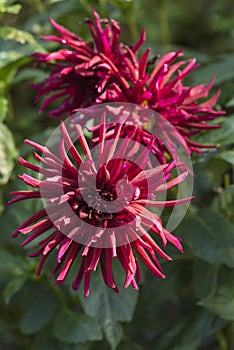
<box><xmin>224</xmin><ymin>173</ymin><xmax>231</xmax><ymax>203</ymax></box>
<box><xmin>217</xmin><ymin>187</ymin><xmax>224</xmax><ymax>212</ymax></box>
<box><xmin>158</xmin><ymin>0</ymin><xmax>170</xmax><ymax>51</ymax></box>
<box><xmin>211</xmin><ymin>263</ymin><xmax>220</xmax><ymax>295</ymax></box>
<box><xmin>227</xmin><ymin>322</ymin><xmax>234</xmax><ymax>350</ymax></box>
<box><xmin>216</xmin><ymin>330</ymin><xmax>228</xmax><ymax>350</ymax></box>
<box><xmin>127</xmin><ymin>11</ymin><xmax>139</xmax><ymax>44</ymax></box>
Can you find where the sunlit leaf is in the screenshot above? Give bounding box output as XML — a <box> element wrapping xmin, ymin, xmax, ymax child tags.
<box><xmin>0</xmin><ymin>96</ymin><xmax>8</xmax><ymax>122</ymax></box>
<box><xmin>0</xmin><ymin>0</ymin><xmax>22</xmax><ymax>15</ymax></box>
<box><xmin>0</xmin><ymin>122</ymin><xmax>17</xmax><ymax>185</ymax></box>
<box><xmin>0</xmin><ymin>26</ymin><xmax>45</xmax><ymax>51</ymax></box>
<box><xmin>192</xmin><ymin>54</ymin><xmax>234</xmax><ymax>85</ymax></box>
<box><xmin>194</xmin><ymin>115</ymin><xmax>234</xmax><ymax>148</ymax></box>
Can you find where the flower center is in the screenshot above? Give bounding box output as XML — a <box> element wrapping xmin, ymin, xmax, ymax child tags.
<box><xmin>99</xmin><ymin>189</ymin><xmax>116</xmax><ymax>202</ymax></box>
<box><xmin>84</xmin><ymin>187</ymin><xmax>117</xmax><ymax>214</ymax></box>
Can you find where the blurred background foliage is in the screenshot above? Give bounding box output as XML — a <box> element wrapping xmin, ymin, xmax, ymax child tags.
<box><xmin>0</xmin><ymin>0</ymin><xmax>234</xmax><ymax>349</ymax></box>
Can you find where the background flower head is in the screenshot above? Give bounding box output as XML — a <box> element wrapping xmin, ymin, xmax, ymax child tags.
<box><xmin>32</xmin><ymin>11</ymin><xmax>225</xmax><ymax>153</ymax></box>
<box><xmin>100</xmin><ymin>49</ymin><xmax>226</xmax><ymax>153</ymax></box>
<box><xmin>31</xmin><ymin>9</ymin><xmax>145</xmax><ymax>118</ymax></box>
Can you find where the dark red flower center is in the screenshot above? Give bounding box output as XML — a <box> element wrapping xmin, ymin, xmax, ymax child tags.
<box><xmin>73</xmin><ymin>161</ymin><xmax>141</xmax><ymax>228</ymax></box>
<box><xmin>99</xmin><ymin>189</ymin><xmax>116</xmax><ymax>202</ymax></box>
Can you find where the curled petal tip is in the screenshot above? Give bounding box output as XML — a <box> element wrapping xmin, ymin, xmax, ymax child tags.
<box><xmin>84</xmin><ymin>291</ymin><xmax>89</xmax><ymax>298</ymax></box>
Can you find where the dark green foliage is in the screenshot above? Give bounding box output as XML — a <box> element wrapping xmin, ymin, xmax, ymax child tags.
<box><xmin>0</xmin><ymin>1</ymin><xmax>234</xmax><ymax>349</ymax></box>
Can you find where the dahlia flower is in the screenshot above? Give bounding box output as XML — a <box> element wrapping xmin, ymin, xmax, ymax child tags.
<box><xmin>32</xmin><ymin>9</ymin><xmax>225</xmax><ymax>152</ymax></box>
<box><xmin>100</xmin><ymin>49</ymin><xmax>225</xmax><ymax>153</ymax></box>
<box><xmin>10</xmin><ymin>117</ymin><xmax>193</xmax><ymax>296</ymax></box>
<box><xmin>31</xmin><ymin>9</ymin><xmax>145</xmax><ymax>118</ymax></box>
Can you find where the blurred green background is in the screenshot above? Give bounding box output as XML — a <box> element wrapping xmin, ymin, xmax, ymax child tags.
<box><xmin>0</xmin><ymin>1</ymin><xmax>234</xmax><ymax>349</ymax></box>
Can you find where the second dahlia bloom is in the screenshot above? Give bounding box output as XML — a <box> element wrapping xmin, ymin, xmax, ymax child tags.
<box><xmin>10</xmin><ymin>116</ymin><xmax>193</xmax><ymax>296</ymax></box>
<box><xmin>100</xmin><ymin>49</ymin><xmax>225</xmax><ymax>153</ymax></box>
<box><xmin>31</xmin><ymin>9</ymin><xmax>225</xmax><ymax>153</ymax></box>
<box><xmin>31</xmin><ymin>9</ymin><xmax>145</xmax><ymax>118</ymax></box>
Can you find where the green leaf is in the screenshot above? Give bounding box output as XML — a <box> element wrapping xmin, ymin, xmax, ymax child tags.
<box><xmin>0</xmin><ymin>247</ymin><xmax>25</xmax><ymax>275</ymax></box>
<box><xmin>216</xmin><ymin>150</ymin><xmax>234</xmax><ymax>165</ymax></box>
<box><xmin>200</xmin><ymin>287</ymin><xmax>234</xmax><ymax>321</ymax></box>
<box><xmin>0</xmin><ymin>26</ymin><xmax>45</xmax><ymax>70</ymax></box>
<box><xmin>30</xmin><ymin>330</ymin><xmax>91</xmax><ymax>350</ymax></box>
<box><xmin>220</xmin><ymin>184</ymin><xmax>234</xmax><ymax>205</ymax></box>
<box><xmin>20</xmin><ymin>281</ymin><xmax>59</xmax><ymax>335</ymax></box>
<box><xmin>0</xmin><ymin>319</ymin><xmax>18</xmax><ymax>346</ymax></box>
<box><xmin>225</xmin><ymin>96</ymin><xmax>234</xmax><ymax>108</ymax></box>
<box><xmin>79</xmin><ymin>265</ymin><xmax>138</xmax><ymax>350</ymax></box>
<box><xmin>193</xmin><ymin>260</ymin><xmax>219</xmax><ymax>299</ymax></box>
<box><xmin>0</xmin><ymin>0</ymin><xmax>22</xmax><ymax>15</ymax></box>
<box><xmin>0</xmin><ymin>122</ymin><xmax>17</xmax><ymax>185</ymax></box>
<box><xmin>206</xmin><ymin>157</ymin><xmax>230</xmax><ymax>189</ymax></box>
<box><xmin>178</xmin><ymin>208</ymin><xmax>234</xmax><ymax>267</ymax></box>
<box><xmin>13</xmin><ymin>67</ymin><xmax>49</xmax><ymax>84</ymax></box>
<box><xmin>58</xmin><ymin>343</ymin><xmax>90</xmax><ymax>350</ymax></box>
<box><xmin>199</xmin><ymin>266</ymin><xmax>234</xmax><ymax>320</ymax></box>
<box><xmin>29</xmin><ymin>329</ymin><xmax>59</xmax><ymax>350</ymax></box>
<box><xmin>0</xmin><ymin>97</ymin><xmax>8</xmax><ymax>122</ymax></box>
<box><xmin>0</xmin><ymin>49</ymin><xmax>30</xmax><ymax>70</ymax></box>
<box><xmin>192</xmin><ymin>54</ymin><xmax>234</xmax><ymax>85</ymax></box>
<box><xmin>3</xmin><ymin>274</ymin><xmax>27</xmax><ymax>304</ymax></box>
<box><xmin>53</xmin><ymin>307</ymin><xmax>102</xmax><ymax>343</ymax></box>
<box><xmin>155</xmin><ymin>309</ymin><xmax>225</xmax><ymax>350</ymax></box>
<box><xmin>194</xmin><ymin>115</ymin><xmax>234</xmax><ymax>147</ymax></box>
<box><xmin>0</xmin><ymin>166</ymin><xmax>43</xmax><ymax>246</ymax></box>
<box><xmin>0</xmin><ymin>26</ymin><xmax>45</xmax><ymax>51</ymax></box>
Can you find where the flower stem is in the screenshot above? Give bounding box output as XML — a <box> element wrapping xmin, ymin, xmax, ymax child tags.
<box><xmin>158</xmin><ymin>0</ymin><xmax>170</xmax><ymax>51</ymax></box>
<box><xmin>216</xmin><ymin>330</ymin><xmax>228</xmax><ymax>350</ymax></box>
<box><xmin>227</xmin><ymin>322</ymin><xmax>234</xmax><ymax>350</ymax></box>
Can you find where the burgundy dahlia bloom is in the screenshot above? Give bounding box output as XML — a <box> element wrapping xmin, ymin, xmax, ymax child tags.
<box><xmin>31</xmin><ymin>10</ymin><xmax>225</xmax><ymax>153</ymax></box>
<box><xmin>10</xmin><ymin>118</ymin><xmax>193</xmax><ymax>296</ymax></box>
<box><xmin>31</xmin><ymin>9</ymin><xmax>145</xmax><ymax>118</ymax></box>
<box><xmin>100</xmin><ymin>49</ymin><xmax>225</xmax><ymax>153</ymax></box>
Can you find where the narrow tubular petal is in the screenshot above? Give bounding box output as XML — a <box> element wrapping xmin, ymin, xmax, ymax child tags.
<box><xmin>132</xmin><ymin>243</ymin><xmax>165</xmax><ymax>278</ymax></box>
<box><xmin>12</xmin><ymin>208</ymin><xmax>47</xmax><ymax>237</ymax></box>
<box><xmin>97</xmin><ymin>112</ymin><xmax>106</xmax><ymax>165</ymax></box>
<box><xmin>100</xmin><ymin>250</ymin><xmax>118</xmax><ymax>291</ymax></box>
<box><xmin>55</xmin><ymin>243</ymin><xmax>81</xmax><ymax>284</ymax></box>
<box><xmin>139</xmin><ymin>48</ymin><xmax>151</xmax><ymax>79</ymax></box>
<box><xmin>60</xmin><ymin>121</ymin><xmax>83</xmax><ymax>166</ymax></box>
<box><xmin>84</xmin><ymin>270</ymin><xmax>91</xmax><ymax>297</ymax></box>
<box><xmin>72</xmin><ymin>257</ymin><xmax>86</xmax><ymax>290</ymax></box>
<box><xmin>74</xmin><ymin>124</ymin><xmax>92</xmax><ymax>160</ymax></box>
<box><xmin>20</xmin><ymin>220</ymin><xmax>53</xmax><ymax>247</ymax></box>
<box><xmin>134</xmin><ymin>196</ymin><xmax>194</xmax><ymax>207</ymax></box>
<box><xmin>8</xmin><ymin>191</ymin><xmax>41</xmax><ymax>204</ymax></box>
<box><xmin>117</xmin><ymin>246</ymin><xmax>136</xmax><ymax>288</ymax></box>
<box><xmin>163</xmin><ymin>229</ymin><xmax>183</xmax><ymax>252</ymax></box>
<box><xmin>59</xmin><ymin>139</ymin><xmax>78</xmax><ymax>178</ymax></box>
